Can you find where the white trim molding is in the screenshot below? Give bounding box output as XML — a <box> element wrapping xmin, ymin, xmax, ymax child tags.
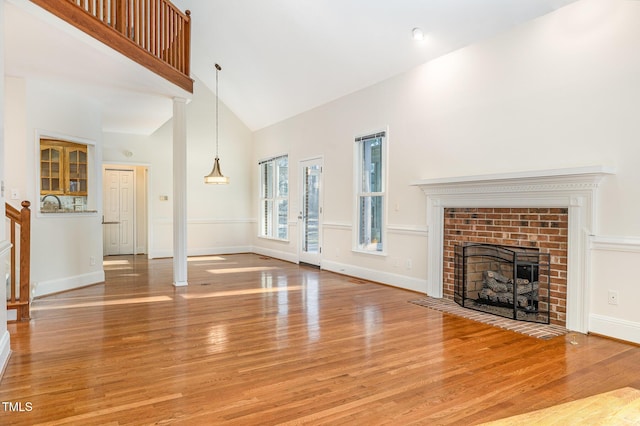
<box><xmin>0</xmin><ymin>331</ymin><xmax>11</xmax><ymax>380</ymax></box>
<box><xmin>323</xmin><ymin>221</ymin><xmax>352</xmax><ymax>231</ymax></box>
<box><xmin>0</xmin><ymin>240</ymin><xmax>11</xmax><ymax>257</ymax></box>
<box><xmin>591</xmin><ymin>235</ymin><xmax>640</xmax><ymax>253</ymax></box>
<box><xmin>0</xmin><ymin>241</ymin><xmax>12</xmax><ymax>380</ymax></box>
<box><xmin>387</xmin><ymin>225</ymin><xmax>428</xmax><ymax>237</ymax></box>
<box><xmin>412</xmin><ymin>165</ymin><xmax>615</xmax><ymax>333</ymax></box>
<box><xmin>252</xmin><ymin>246</ymin><xmax>299</xmax><ymax>264</ymax></box>
<box><xmin>322</xmin><ymin>260</ymin><xmax>427</xmax><ymax>293</ymax></box>
<box><xmin>32</xmin><ymin>270</ymin><xmax>105</xmax><ymax>298</ymax></box>
<box><xmin>590</xmin><ymin>314</ymin><xmax>640</xmax><ymax>345</ymax></box>
<box><xmin>149</xmin><ymin>246</ymin><xmax>253</xmax><ymax>259</ymax></box>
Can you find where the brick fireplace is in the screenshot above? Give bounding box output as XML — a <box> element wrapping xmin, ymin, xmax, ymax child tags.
<box><xmin>444</xmin><ymin>207</ymin><xmax>568</xmax><ymax>325</ymax></box>
<box><xmin>413</xmin><ymin>166</ymin><xmax>614</xmax><ymax>333</ymax></box>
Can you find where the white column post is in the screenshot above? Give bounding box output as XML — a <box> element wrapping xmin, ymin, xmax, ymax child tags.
<box><xmin>172</xmin><ymin>97</ymin><xmax>188</xmax><ymax>286</ymax></box>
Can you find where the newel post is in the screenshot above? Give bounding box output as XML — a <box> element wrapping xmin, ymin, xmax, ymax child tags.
<box><xmin>19</xmin><ymin>200</ymin><xmax>31</xmax><ymax>319</ymax></box>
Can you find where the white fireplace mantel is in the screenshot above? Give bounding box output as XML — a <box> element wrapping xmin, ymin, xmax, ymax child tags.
<box><xmin>412</xmin><ymin>165</ymin><xmax>615</xmax><ymax>333</ymax></box>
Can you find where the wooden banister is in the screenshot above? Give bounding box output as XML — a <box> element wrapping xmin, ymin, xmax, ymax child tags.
<box><xmin>29</xmin><ymin>0</ymin><xmax>193</xmax><ymax>93</ymax></box>
<box><xmin>5</xmin><ymin>201</ymin><xmax>31</xmax><ymax>321</ymax></box>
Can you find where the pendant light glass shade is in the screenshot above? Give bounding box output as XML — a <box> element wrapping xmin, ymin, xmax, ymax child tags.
<box><xmin>204</xmin><ymin>63</ymin><xmax>229</xmax><ymax>184</ymax></box>
<box><xmin>204</xmin><ymin>157</ymin><xmax>229</xmax><ymax>184</ymax></box>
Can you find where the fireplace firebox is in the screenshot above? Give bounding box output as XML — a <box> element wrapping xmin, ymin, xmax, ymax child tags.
<box><xmin>454</xmin><ymin>243</ymin><xmax>551</xmax><ymax>324</ymax></box>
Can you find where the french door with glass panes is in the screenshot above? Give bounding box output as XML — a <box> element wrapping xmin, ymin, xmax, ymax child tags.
<box><xmin>298</xmin><ymin>158</ymin><xmax>323</xmax><ymax>266</ymax></box>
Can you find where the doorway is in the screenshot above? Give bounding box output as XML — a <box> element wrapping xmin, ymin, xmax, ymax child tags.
<box><xmin>298</xmin><ymin>158</ymin><xmax>323</xmax><ymax>266</ymax></box>
<box><xmin>103</xmin><ymin>166</ymin><xmax>148</xmax><ymax>256</ymax></box>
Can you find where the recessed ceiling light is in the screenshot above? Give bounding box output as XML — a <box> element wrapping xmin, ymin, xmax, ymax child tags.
<box><xmin>412</xmin><ymin>27</ymin><xmax>425</xmax><ymax>41</ymax></box>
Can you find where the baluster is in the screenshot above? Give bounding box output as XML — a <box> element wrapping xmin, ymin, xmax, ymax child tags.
<box><xmin>151</xmin><ymin>0</ymin><xmax>157</xmax><ymax>56</ymax></box>
<box><xmin>135</xmin><ymin>0</ymin><xmax>140</xmax><ymax>43</ymax></box>
<box><xmin>10</xmin><ymin>215</ymin><xmax>16</xmax><ymax>304</ymax></box>
<box><xmin>184</xmin><ymin>10</ymin><xmax>190</xmax><ymax>76</ymax></box>
<box><xmin>170</xmin><ymin>8</ymin><xmax>175</xmax><ymax>67</ymax></box>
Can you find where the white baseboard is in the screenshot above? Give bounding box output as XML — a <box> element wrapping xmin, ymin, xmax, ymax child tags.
<box><xmin>322</xmin><ymin>260</ymin><xmax>427</xmax><ymax>294</ymax></box>
<box><xmin>33</xmin><ymin>270</ymin><xmax>105</xmax><ymax>298</ymax></box>
<box><xmin>148</xmin><ymin>246</ymin><xmax>252</xmax><ymax>259</ymax></box>
<box><xmin>188</xmin><ymin>246</ymin><xmax>253</xmax><ymax>257</ymax></box>
<box><xmin>589</xmin><ymin>314</ymin><xmax>640</xmax><ymax>345</ymax></box>
<box><xmin>252</xmin><ymin>246</ymin><xmax>298</xmax><ymax>264</ymax></box>
<box><xmin>0</xmin><ymin>330</ymin><xmax>11</xmax><ymax>381</ymax></box>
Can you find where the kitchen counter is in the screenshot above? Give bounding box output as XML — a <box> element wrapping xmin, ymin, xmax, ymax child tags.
<box><xmin>40</xmin><ymin>209</ymin><xmax>98</xmax><ymax>214</ymax></box>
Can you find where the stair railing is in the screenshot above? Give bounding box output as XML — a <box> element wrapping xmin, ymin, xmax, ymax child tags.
<box><xmin>5</xmin><ymin>201</ymin><xmax>31</xmax><ymax>321</ymax></box>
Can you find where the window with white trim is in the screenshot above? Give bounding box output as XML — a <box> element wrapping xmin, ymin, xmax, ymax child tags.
<box><xmin>259</xmin><ymin>155</ymin><xmax>288</xmax><ymax>240</ymax></box>
<box><xmin>355</xmin><ymin>131</ymin><xmax>386</xmax><ymax>253</ymax></box>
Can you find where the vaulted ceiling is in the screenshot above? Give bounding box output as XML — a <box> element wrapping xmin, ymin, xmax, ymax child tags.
<box><xmin>174</xmin><ymin>0</ymin><xmax>577</xmax><ymax>131</ymax></box>
<box><xmin>4</xmin><ymin>0</ymin><xmax>577</xmax><ymax>134</ymax></box>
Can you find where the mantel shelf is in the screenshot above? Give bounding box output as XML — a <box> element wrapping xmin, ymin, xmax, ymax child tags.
<box><xmin>412</xmin><ymin>165</ymin><xmax>616</xmax><ymax>190</ymax></box>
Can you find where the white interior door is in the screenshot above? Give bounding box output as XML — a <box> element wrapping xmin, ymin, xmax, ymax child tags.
<box><xmin>103</xmin><ymin>169</ymin><xmax>135</xmax><ymax>255</ymax></box>
<box><xmin>298</xmin><ymin>158</ymin><xmax>323</xmax><ymax>266</ymax></box>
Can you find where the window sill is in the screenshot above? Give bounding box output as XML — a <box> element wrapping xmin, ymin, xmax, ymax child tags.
<box><xmin>257</xmin><ymin>235</ymin><xmax>290</xmax><ymax>243</ymax></box>
<box><xmin>352</xmin><ymin>248</ymin><xmax>387</xmax><ymax>257</ymax></box>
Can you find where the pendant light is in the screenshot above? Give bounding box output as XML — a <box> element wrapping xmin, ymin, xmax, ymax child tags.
<box><xmin>204</xmin><ymin>63</ymin><xmax>230</xmax><ymax>184</ymax></box>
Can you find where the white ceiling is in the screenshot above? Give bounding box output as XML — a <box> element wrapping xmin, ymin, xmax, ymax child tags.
<box><xmin>3</xmin><ymin>0</ymin><xmax>191</xmax><ymax>135</ymax></box>
<box><xmin>4</xmin><ymin>0</ymin><xmax>578</xmax><ymax>134</ymax></box>
<box><xmin>174</xmin><ymin>0</ymin><xmax>577</xmax><ymax>131</ymax></box>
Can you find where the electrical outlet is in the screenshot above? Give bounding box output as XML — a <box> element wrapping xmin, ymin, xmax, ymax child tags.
<box><xmin>90</xmin><ymin>256</ymin><xmax>96</xmax><ymax>266</ymax></box>
<box><xmin>406</xmin><ymin>259</ymin><xmax>412</xmax><ymax>270</ymax></box>
<box><xmin>608</xmin><ymin>290</ymin><xmax>619</xmax><ymax>305</ymax></box>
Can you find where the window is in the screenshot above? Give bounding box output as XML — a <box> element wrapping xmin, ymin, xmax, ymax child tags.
<box><xmin>355</xmin><ymin>131</ymin><xmax>386</xmax><ymax>253</ymax></box>
<box><xmin>260</xmin><ymin>155</ymin><xmax>289</xmax><ymax>240</ymax></box>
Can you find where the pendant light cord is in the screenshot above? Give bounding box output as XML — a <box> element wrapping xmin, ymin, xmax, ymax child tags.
<box><xmin>215</xmin><ymin>63</ymin><xmax>221</xmax><ymax>158</ymax></box>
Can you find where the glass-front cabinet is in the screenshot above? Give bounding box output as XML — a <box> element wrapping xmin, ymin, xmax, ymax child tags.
<box><xmin>67</xmin><ymin>147</ymin><xmax>88</xmax><ymax>195</ymax></box>
<box><xmin>40</xmin><ymin>138</ymin><xmax>90</xmax><ymax>213</ymax></box>
<box><xmin>40</xmin><ymin>140</ymin><xmax>88</xmax><ymax>196</ymax></box>
<box><xmin>40</xmin><ymin>145</ymin><xmax>64</xmax><ymax>194</ymax></box>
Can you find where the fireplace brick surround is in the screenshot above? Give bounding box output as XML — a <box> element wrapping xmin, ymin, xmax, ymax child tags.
<box><xmin>443</xmin><ymin>207</ymin><xmax>568</xmax><ymax>325</ymax></box>
<box><xmin>413</xmin><ymin>166</ymin><xmax>614</xmax><ymax>333</ymax></box>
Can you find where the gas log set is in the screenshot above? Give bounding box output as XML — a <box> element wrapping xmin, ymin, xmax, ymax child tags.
<box><xmin>454</xmin><ymin>243</ymin><xmax>551</xmax><ymax>324</ymax></box>
<box><xmin>480</xmin><ymin>270</ymin><xmax>539</xmax><ymax>309</ymax></box>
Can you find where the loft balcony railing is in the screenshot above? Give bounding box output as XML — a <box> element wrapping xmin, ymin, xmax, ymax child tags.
<box><xmin>30</xmin><ymin>0</ymin><xmax>193</xmax><ymax>93</ymax></box>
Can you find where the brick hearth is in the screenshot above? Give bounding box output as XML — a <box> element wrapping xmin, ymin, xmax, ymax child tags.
<box><xmin>443</xmin><ymin>207</ymin><xmax>568</xmax><ymax>326</ymax></box>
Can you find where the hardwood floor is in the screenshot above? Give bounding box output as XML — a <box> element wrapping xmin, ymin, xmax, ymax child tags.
<box><xmin>1</xmin><ymin>254</ymin><xmax>639</xmax><ymax>425</ymax></box>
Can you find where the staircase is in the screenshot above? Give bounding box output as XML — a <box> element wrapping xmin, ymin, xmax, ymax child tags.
<box><xmin>5</xmin><ymin>201</ymin><xmax>31</xmax><ymax>322</ymax></box>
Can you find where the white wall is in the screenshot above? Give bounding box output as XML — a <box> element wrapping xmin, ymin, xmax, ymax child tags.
<box><xmin>103</xmin><ymin>79</ymin><xmax>254</xmax><ymax>259</ymax></box>
<box><xmin>4</xmin><ymin>77</ymin><xmax>105</xmax><ymax>297</ymax></box>
<box><xmin>0</xmin><ymin>0</ymin><xmax>12</xmax><ymax>379</ymax></box>
<box><xmin>252</xmin><ymin>0</ymin><xmax>640</xmax><ymax>343</ymax></box>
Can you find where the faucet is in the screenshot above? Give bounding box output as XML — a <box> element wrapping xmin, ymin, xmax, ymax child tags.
<box><xmin>41</xmin><ymin>194</ymin><xmax>62</xmax><ymax>210</ymax></box>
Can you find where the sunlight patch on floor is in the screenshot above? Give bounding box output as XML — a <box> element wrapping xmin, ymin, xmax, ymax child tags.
<box><xmin>206</xmin><ymin>266</ymin><xmax>280</xmax><ymax>274</ymax></box>
<box><xmin>103</xmin><ymin>259</ymin><xmax>131</xmax><ymax>266</ymax></box>
<box><xmin>33</xmin><ymin>295</ymin><xmax>173</xmax><ymax>310</ymax></box>
<box><xmin>180</xmin><ymin>285</ymin><xmax>303</xmax><ymax>299</ymax></box>
<box><xmin>188</xmin><ymin>256</ymin><xmax>227</xmax><ymax>262</ymax></box>
<box><xmin>103</xmin><ymin>266</ymin><xmax>135</xmax><ymax>271</ymax></box>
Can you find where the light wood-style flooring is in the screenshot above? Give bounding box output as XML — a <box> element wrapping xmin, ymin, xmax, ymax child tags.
<box><xmin>1</xmin><ymin>254</ymin><xmax>639</xmax><ymax>425</ymax></box>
